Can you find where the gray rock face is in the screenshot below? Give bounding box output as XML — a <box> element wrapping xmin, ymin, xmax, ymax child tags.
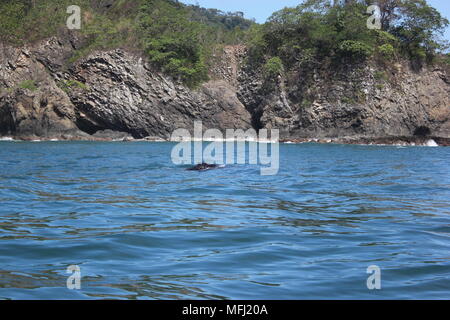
<box><xmin>0</xmin><ymin>38</ymin><xmax>252</xmax><ymax>140</ymax></box>
<box><xmin>0</xmin><ymin>42</ymin><xmax>85</xmax><ymax>139</ymax></box>
<box><xmin>0</xmin><ymin>38</ymin><xmax>449</xmax><ymax>144</ymax></box>
<box><xmin>68</xmin><ymin>49</ymin><xmax>252</xmax><ymax>139</ymax></box>
<box><xmin>237</xmin><ymin>53</ymin><xmax>450</xmax><ymax>142</ymax></box>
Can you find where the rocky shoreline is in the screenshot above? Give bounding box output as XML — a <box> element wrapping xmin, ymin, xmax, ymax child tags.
<box><xmin>281</xmin><ymin>136</ymin><xmax>449</xmax><ymax>147</ymax></box>
<box><xmin>1</xmin><ymin>134</ymin><xmax>448</xmax><ymax>147</ymax></box>
<box><xmin>1</xmin><ymin>37</ymin><xmax>449</xmax><ymax>144</ymax></box>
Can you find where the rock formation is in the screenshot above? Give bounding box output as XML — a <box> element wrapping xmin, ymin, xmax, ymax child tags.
<box><xmin>1</xmin><ymin>36</ymin><xmax>449</xmax><ymax>145</ymax></box>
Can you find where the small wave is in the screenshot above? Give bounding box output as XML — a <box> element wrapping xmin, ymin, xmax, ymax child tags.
<box><xmin>170</xmin><ymin>137</ymin><xmax>279</xmax><ymax>143</ymax></box>
<box><xmin>0</xmin><ymin>137</ymin><xmax>15</xmax><ymax>141</ymax></box>
<box><xmin>424</xmin><ymin>139</ymin><xmax>439</xmax><ymax>147</ymax></box>
<box><xmin>393</xmin><ymin>139</ymin><xmax>439</xmax><ymax>147</ymax></box>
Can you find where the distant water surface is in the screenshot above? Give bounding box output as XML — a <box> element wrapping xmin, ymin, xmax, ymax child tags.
<box><xmin>0</xmin><ymin>141</ymin><xmax>449</xmax><ymax>299</ymax></box>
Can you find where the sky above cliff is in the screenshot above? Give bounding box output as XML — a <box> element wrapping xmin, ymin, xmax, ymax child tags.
<box><xmin>181</xmin><ymin>0</ymin><xmax>450</xmax><ymax>42</ymax></box>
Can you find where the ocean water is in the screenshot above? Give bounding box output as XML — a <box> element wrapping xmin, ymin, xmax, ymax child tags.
<box><xmin>0</xmin><ymin>141</ymin><xmax>449</xmax><ymax>300</ymax></box>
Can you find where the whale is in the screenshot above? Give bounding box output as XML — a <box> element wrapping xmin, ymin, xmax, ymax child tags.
<box><xmin>187</xmin><ymin>163</ymin><xmax>220</xmax><ymax>171</ymax></box>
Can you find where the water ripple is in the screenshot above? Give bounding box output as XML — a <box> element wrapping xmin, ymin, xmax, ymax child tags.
<box><xmin>0</xmin><ymin>142</ymin><xmax>449</xmax><ymax>299</ymax></box>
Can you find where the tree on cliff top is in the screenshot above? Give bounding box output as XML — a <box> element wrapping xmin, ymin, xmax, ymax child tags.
<box><xmin>248</xmin><ymin>0</ymin><xmax>448</xmax><ymax>70</ymax></box>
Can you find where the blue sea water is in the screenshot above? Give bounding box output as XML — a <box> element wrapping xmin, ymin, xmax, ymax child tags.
<box><xmin>0</xmin><ymin>141</ymin><xmax>449</xmax><ymax>300</ymax></box>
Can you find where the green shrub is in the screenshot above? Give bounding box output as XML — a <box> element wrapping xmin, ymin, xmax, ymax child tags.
<box><xmin>374</xmin><ymin>71</ymin><xmax>388</xmax><ymax>82</ymax></box>
<box><xmin>338</xmin><ymin>40</ymin><xmax>374</xmax><ymax>59</ymax></box>
<box><xmin>0</xmin><ymin>1</ymin><xmax>27</xmax><ymax>44</ymax></box>
<box><xmin>410</xmin><ymin>46</ymin><xmax>427</xmax><ymax>61</ymax></box>
<box><xmin>378</xmin><ymin>44</ymin><xmax>395</xmax><ymax>59</ymax></box>
<box><xmin>58</xmin><ymin>79</ymin><xmax>89</xmax><ymax>92</ymax></box>
<box><xmin>374</xmin><ymin>30</ymin><xmax>399</xmax><ymax>45</ymax></box>
<box><xmin>341</xmin><ymin>96</ymin><xmax>356</xmax><ymax>105</ymax></box>
<box><xmin>443</xmin><ymin>54</ymin><xmax>450</xmax><ymax>66</ymax></box>
<box><xmin>18</xmin><ymin>80</ymin><xmax>37</xmax><ymax>91</ymax></box>
<box><xmin>263</xmin><ymin>57</ymin><xmax>284</xmax><ymax>79</ymax></box>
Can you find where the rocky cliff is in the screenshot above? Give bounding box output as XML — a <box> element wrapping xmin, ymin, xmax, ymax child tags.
<box><xmin>0</xmin><ymin>37</ymin><xmax>252</xmax><ymax>141</ymax></box>
<box><xmin>1</xmin><ymin>36</ymin><xmax>449</xmax><ymax>145</ymax></box>
<box><xmin>238</xmin><ymin>52</ymin><xmax>450</xmax><ymax>146</ymax></box>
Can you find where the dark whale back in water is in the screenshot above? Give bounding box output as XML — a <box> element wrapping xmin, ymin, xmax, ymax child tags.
<box><xmin>187</xmin><ymin>163</ymin><xmax>219</xmax><ymax>171</ymax></box>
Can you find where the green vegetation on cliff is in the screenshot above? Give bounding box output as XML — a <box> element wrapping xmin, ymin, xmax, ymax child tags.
<box><xmin>0</xmin><ymin>0</ymin><xmax>253</xmax><ymax>86</ymax></box>
<box><xmin>0</xmin><ymin>0</ymin><xmax>448</xmax><ymax>85</ymax></box>
<box><xmin>247</xmin><ymin>0</ymin><xmax>448</xmax><ymax>73</ymax></box>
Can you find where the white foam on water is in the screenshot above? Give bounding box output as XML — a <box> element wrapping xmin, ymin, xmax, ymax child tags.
<box><xmin>0</xmin><ymin>137</ymin><xmax>14</xmax><ymax>141</ymax></box>
<box><xmin>425</xmin><ymin>139</ymin><xmax>439</xmax><ymax>147</ymax></box>
<box><xmin>170</xmin><ymin>137</ymin><xmax>279</xmax><ymax>143</ymax></box>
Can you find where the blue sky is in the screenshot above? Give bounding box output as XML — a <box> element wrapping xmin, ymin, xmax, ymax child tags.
<box><xmin>181</xmin><ymin>0</ymin><xmax>450</xmax><ymax>41</ymax></box>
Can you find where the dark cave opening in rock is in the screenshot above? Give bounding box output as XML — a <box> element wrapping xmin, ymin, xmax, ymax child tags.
<box><xmin>414</xmin><ymin>126</ymin><xmax>431</xmax><ymax>137</ymax></box>
<box><xmin>75</xmin><ymin>116</ymin><xmax>102</xmax><ymax>136</ymax></box>
<box><xmin>251</xmin><ymin>108</ymin><xmax>264</xmax><ymax>131</ymax></box>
